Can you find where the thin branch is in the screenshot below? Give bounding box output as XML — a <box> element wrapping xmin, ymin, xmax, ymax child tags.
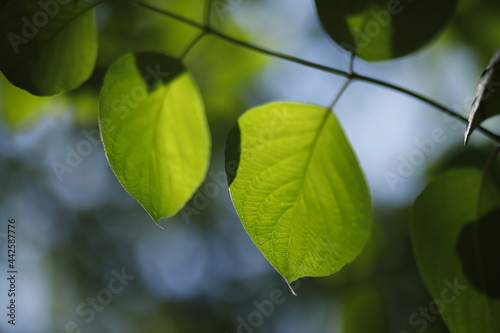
<box><xmin>352</xmin><ymin>73</ymin><xmax>500</xmax><ymax>143</ymax></box>
<box><xmin>128</xmin><ymin>0</ymin><xmax>205</xmax><ymax>30</ymax></box>
<box><xmin>205</xmin><ymin>26</ymin><xmax>348</xmax><ymax>77</ymax></box>
<box><xmin>348</xmin><ymin>52</ymin><xmax>355</xmax><ymax>74</ymax></box>
<box><xmin>180</xmin><ymin>31</ymin><xmax>208</xmax><ymax>60</ymax></box>
<box><xmin>329</xmin><ymin>79</ymin><xmax>352</xmax><ymax>110</ymax></box>
<box><xmin>326</xmin><ymin>52</ymin><xmax>355</xmax><ymax>109</ymax></box>
<box><xmin>205</xmin><ymin>0</ymin><xmax>214</xmax><ymax>27</ymax></box>
<box><xmin>126</xmin><ymin>1</ymin><xmax>500</xmax><ymax>144</ymax></box>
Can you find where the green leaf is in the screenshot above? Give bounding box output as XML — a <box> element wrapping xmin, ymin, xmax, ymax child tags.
<box><xmin>0</xmin><ymin>0</ymin><xmax>98</xmax><ymax>95</ymax></box>
<box><xmin>99</xmin><ymin>52</ymin><xmax>211</xmax><ymax>223</ymax></box>
<box><xmin>411</xmin><ymin>169</ymin><xmax>500</xmax><ymax>333</ymax></box>
<box><xmin>465</xmin><ymin>48</ymin><xmax>500</xmax><ymax>145</ymax></box>
<box><xmin>315</xmin><ymin>0</ymin><xmax>457</xmax><ymax>61</ymax></box>
<box><xmin>226</xmin><ymin>102</ymin><xmax>372</xmax><ymax>284</ymax></box>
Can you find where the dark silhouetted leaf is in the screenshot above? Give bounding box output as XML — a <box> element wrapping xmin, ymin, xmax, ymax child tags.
<box><xmin>411</xmin><ymin>169</ymin><xmax>500</xmax><ymax>333</ymax></box>
<box><xmin>465</xmin><ymin>48</ymin><xmax>500</xmax><ymax>144</ymax></box>
<box><xmin>315</xmin><ymin>0</ymin><xmax>457</xmax><ymax>61</ymax></box>
<box><xmin>0</xmin><ymin>0</ymin><xmax>97</xmax><ymax>95</ymax></box>
<box><xmin>456</xmin><ymin>208</ymin><xmax>500</xmax><ymax>299</ymax></box>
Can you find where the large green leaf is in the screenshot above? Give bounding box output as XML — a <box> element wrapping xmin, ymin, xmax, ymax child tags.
<box><xmin>465</xmin><ymin>48</ymin><xmax>500</xmax><ymax>144</ymax></box>
<box><xmin>226</xmin><ymin>102</ymin><xmax>372</xmax><ymax>284</ymax></box>
<box><xmin>411</xmin><ymin>169</ymin><xmax>500</xmax><ymax>333</ymax></box>
<box><xmin>0</xmin><ymin>0</ymin><xmax>98</xmax><ymax>95</ymax></box>
<box><xmin>99</xmin><ymin>52</ymin><xmax>210</xmax><ymax>223</ymax></box>
<box><xmin>314</xmin><ymin>0</ymin><xmax>457</xmax><ymax>61</ymax></box>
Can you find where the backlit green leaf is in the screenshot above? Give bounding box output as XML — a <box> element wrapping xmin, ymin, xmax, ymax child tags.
<box><xmin>411</xmin><ymin>169</ymin><xmax>500</xmax><ymax>333</ymax></box>
<box><xmin>226</xmin><ymin>102</ymin><xmax>372</xmax><ymax>284</ymax></box>
<box><xmin>315</xmin><ymin>0</ymin><xmax>457</xmax><ymax>61</ymax></box>
<box><xmin>0</xmin><ymin>0</ymin><xmax>98</xmax><ymax>95</ymax></box>
<box><xmin>99</xmin><ymin>52</ymin><xmax>210</xmax><ymax>223</ymax></box>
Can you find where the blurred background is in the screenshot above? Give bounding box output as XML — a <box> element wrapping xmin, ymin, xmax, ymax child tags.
<box><xmin>1</xmin><ymin>0</ymin><xmax>499</xmax><ymax>332</ymax></box>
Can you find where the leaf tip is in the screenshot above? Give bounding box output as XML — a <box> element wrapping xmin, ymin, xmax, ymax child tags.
<box><xmin>464</xmin><ymin>131</ymin><xmax>471</xmax><ymax>146</ymax></box>
<box><xmin>464</xmin><ymin>118</ymin><xmax>475</xmax><ymax>146</ymax></box>
<box><xmin>286</xmin><ymin>281</ymin><xmax>298</xmax><ymax>296</ymax></box>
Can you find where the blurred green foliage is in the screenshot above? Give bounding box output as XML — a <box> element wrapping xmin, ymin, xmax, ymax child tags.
<box><xmin>0</xmin><ymin>0</ymin><xmax>499</xmax><ymax>332</ymax></box>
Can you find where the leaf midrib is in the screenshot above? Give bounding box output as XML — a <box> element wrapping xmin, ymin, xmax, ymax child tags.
<box><xmin>276</xmin><ymin>108</ymin><xmax>332</xmax><ymax>279</ymax></box>
<box><xmin>138</xmin><ymin>79</ymin><xmax>175</xmax><ymax>220</ymax></box>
